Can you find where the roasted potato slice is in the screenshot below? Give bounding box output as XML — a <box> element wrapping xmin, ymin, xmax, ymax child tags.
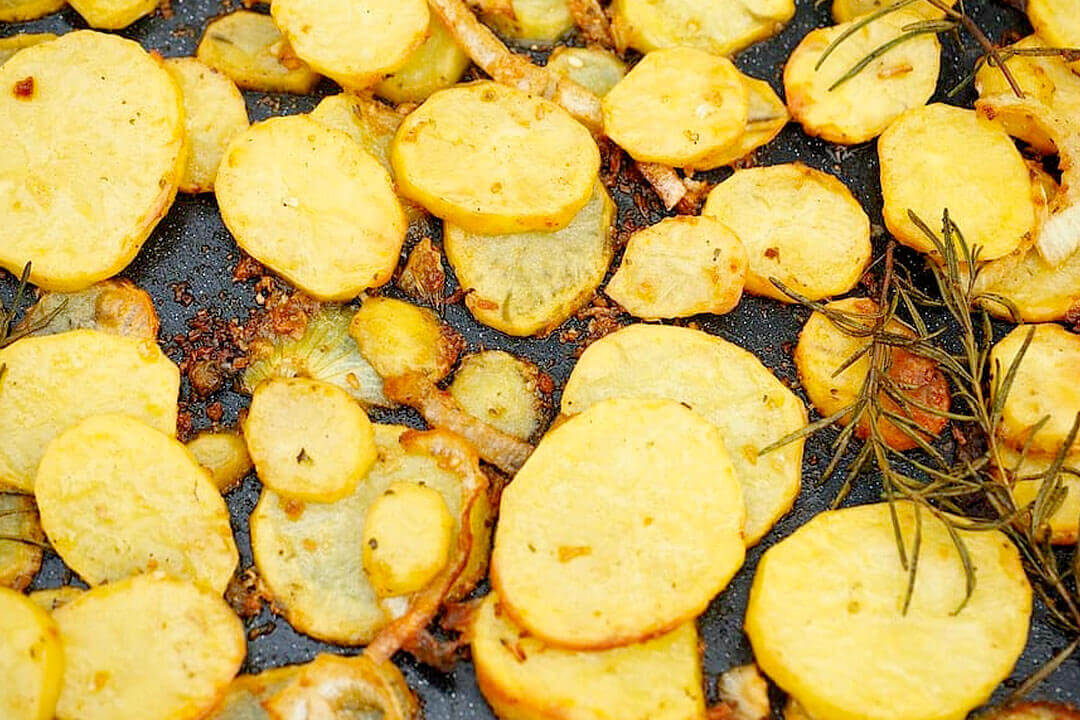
<box><xmin>985</xmin><ymin>703</ymin><xmax>1080</xmax><ymax>720</ymax></box>
<box><xmin>209</xmin><ymin>666</ymin><xmax>304</xmax><ymax>720</ymax></box>
<box><xmin>35</xmin><ymin>414</ymin><xmax>238</xmax><ymax>593</ymax></box>
<box><xmin>975</xmin><ymin>246</ymin><xmax>1080</xmax><ymax>322</ymax></box>
<box><xmin>1028</xmin><ymin>0</ymin><xmax>1080</xmax><ymax>71</ymax></box>
<box><xmin>493</xmin><ymin>397</ymin><xmax>746</xmax><ymax>649</ymax></box>
<box><xmin>196</xmin><ymin>11</ymin><xmax>320</xmax><ymax>94</ymax></box>
<box><xmin>746</xmin><ymin>502</ymin><xmax>1031</xmax><ymax>720</ymax></box>
<box><xmin>606</xmin><ymin>215</ymin><xmax>747</xmax><ymax>320</ymax></box>
<box><xmin>27</xmin><ymin>587</ymin><xmax>84</xmax><ymax>613</ymax></box>
<box><xmin>482</xmin><ymin>0</ymin><xmax>573</xmax><ymax>43</ymax></box>
<box><xmin>17</xmin><ymin>279</ymin><xmax>158</xmax><ymax>340</ymax></box>
<box><xmin>546</xmin><ymin>46</ymin><xmax>626</xmax><ymax>97</ymax></box>
<box><xmin>53</xmin><ymin>573</ymin><xmax>245</xmax><ymax>720</ymax></box>
<box><xmin>348</xmin><ymin>296</ymin><xmax>462</xmax><ymax>382</ymax></box>
<box><xmin>784</xmin><ymin>9</ymin><xmax>941</xmax><ymax>144</ymax></box>
<box><xmin>186</xmin><ymin>432</ymin><xmax>253</xmax><ymax>493</ymax></box>
<box><xmin>449</xmin><ymin>351</ymin><xmax>543</xmax><ymax>441</ymax></box>
<box><xmin>262</xmin><ymin>654</ymin><xmax>419</xmax><ymax>720</ymax></box>
<box><xmin>832</xmin><ymin>0</ymin><xmax>956</xmax><ymax>22</ymax></box>
<box><xmin>216</xmin><ymin>115</ymin><xmax>407</xmax><ymax>302</ymax></box>
<box><xmin>0</xmin><ymin>31</ymin><xmax>185</xmax><ymax>291</ymax></box>
<box><xmin>0</xmin><ymin>330</ymin><xmax>179</xmax><ymax>493</ymax></box>
<box><xmin>703</xmin><ymin>163</ymin><xmax>871</xmax><ymax>302</ymax></box>
<box><xmin>0</xmin><ymin>0</ymin><xmax>63</xmax><ymax>21</ymax></box>
<box><xmin>363</xmin><ymin>481</ymin><xmax>454</xmax><ymax>597</ymax></box>
<box><xmin>0</xmin><ymin>33</ymin><xmax>57</xmax><ymax>65</ymax></box>
<box><xmin>0</xmin><ymin>493</ymin><xmax>44</xmax><ymax>591</ymax></box>
<box><xmin>68</xmin><ymin>0</ymin><xmax>154</xmax><ymax>28</ymax></box>
<box><xmin>444</xmin><ymin>183</ymin><xmax>614</xmax><ymax>336</ymax></box>
<box><xmin>376</xmin><ymin>16</ymin><xmax>470</xmax><ymax>104</ymax></box>
<box><xmin>245</xmin><ymin>378</ymin><xmax>377</xmax><ymax>503</ymax></box>
<box><xmin>0</xmin><ymin>587</ymin><xmax>64</xmax><ymax>720</ymax></box>
<box><xmin>610</xmin><ymin>0</ymin><xmax>795</xmax><ymax>57</ymax></box>
<box><xmin>309</xmin><ymin>93</ymin><xmax>401</xmax><ymax>172</ymax></box>
<box><xmin>879</xmin><ymin>104</ymin><xmax>1036</xmax><ymax>261</ymax></box>
<box><xmin>391</xmin><ymin>81</ymin><xmax>600</xmax><ymax>234</ymax></box>
<box><xmin>705</xmin><ymin>73</ymin><xmax>790</xmax><ymax>168</ymax></box>
<box><xmin>472</xmin><ymin>594</ymin><xmax>706</xmax><ymax>720</ymax></box>
<box><xmin>998</xmin><ymin>446</ymin><xmax>1080</xmax><ymax>545</ymax></box>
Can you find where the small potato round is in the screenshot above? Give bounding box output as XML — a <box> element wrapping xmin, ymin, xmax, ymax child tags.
<box><xmin>165</xmin><ymin>57</ymin><xmax>249</xmax><ymax>195</ymax></box>
<box><xmin>0</xmin><ymin>0</ymin><xmax>64</xmax><ymax>22</ymax></box>
<box><xmin>783</xmin><ymin>9</ymin><xmax>941</xmax><ymax>144</ymax></box>
<box><xmin>0</xmin><ymin>587</ymin><xmax>64</xmax><ymax>720</ymax></box>
<box><xmin>606</xmin><ymin>215</ymin><xmax>748</xmax><ymax>319</ymax></box>
<box><xmin>0</xmin><ymin>31</ymin><xmax>185</xmax><ymax>291</ymax></box>
<box><xmin>363</xmin><ymin>481</ymin><xmax>454</xmax><ymax>597</ymax></box>
<box><xmin>391</xmin><ymin>81</ymin><xmax>600</xmax><ymax>234</ymax></box>
<box><xmin>483</xmin><ymin>0</ymin><xmax>573</xmax><ymax>43</ymax></box>
<box><xmin>450</xmin><ymin>351</ymin><xmax>543</xmax><ymax>441</ymax></box>
<box><xmin>1028</xmin><ymin>0</ymin><xmax>1080</xmax><ymax>71</ymax></box>
<box><xmin>68</xmin><ymin>0</ymin><xmax>155</xmax><ymax>29</ymax></box>
<box><xmin>0</xmin><ymin>493</ymin><xmax>44</xmax><ymax>591</ymax></box>
<box><xmin>35</xmin><ymin>414</ymin><xmax>238</xmax><ymax>593</ymax></box>
<box><xmin>703</xmin><ymin>163</ymin><xmax>871</xmax><ymax>302</ymax></box>
<box><xmin>53</xmin><ymin>573</ymin><xmax>245</xmax><ymax>720</ymax></box>
<box><xmin>879</xmin><ymin>104</ymin><xmax>1036</xmax><ymax>261</ymax></box>
<box><xmin>975</xmin><ymin>246</ymin><xmax>1080</xmax><ymax>323</ymax></box>
<box><xmin>348</xmin><ymin>296</ymin><xmax>462</xmax><ymax>382</ymax></box>
<box><xmin>271</xmin><ymin>0</ymin><xmax>429</xmax><ymax>90</ymax></box>
<box><xmin>375</xmin><ymin>16</ymin><xmax>469</xmax><ymax>104</ymax></box>
<box><xmin>186</xmin><ymin>432</ymin><xmax>253</xmax><ymax>493</ymax></box>
<box><xmin>610</xmin><ymin>0</ymin><xmax>795</xmax><ymax>57</ymax></box>
<box><xmin>0</xmin><ymin>33</ymin><xmax>57</xmax><ymax>64</ymax></box>
<box><xmin>746</xmin><ymin>502</ymin><xmax>1031</xmax><ymax>720</ymax></box>
<box><xmin>492</xmin><ymin>397</ymin><xmax>746</xmax><ymax>649</ymax></box>
<box><xmin>546</xmin><ymin>46</ymin><xmax>627</xmax><ymax>97</ymax></box>
<box><xmin>999</xmin><ymin>446</ymin><xmax>1080</xmax><ymax>546</ymax></box>
<box><xmin>309</xmin><ymin>93</ymin><xmax>402</xmax><ymax>173</ymax></box>
<box><xmin>832</xmin><ymin>0</ymin><xmax>957</xmax><ymax>22</ymax></box>
<box><xmin>704</xmin><ymin>73</ymin><xmax>790</xmax><ymax>168</ymax></box>
<box><xmin>602</xmin><ymin>47</ymin><xmax>749</xmax><ymax>170</ymax></box>
<box><xmin>196</xmin><ymin>11</ymin><xmax>321</xmax><ymax>95</ymax></box>
<box><xmin>216</xmin><ymin>115</ymin><xmax>407</xmax><ymax>302</ymax></box>
<box><xmin>245</xmin><ymin>378</ymin><xmax>377</xmax><ymax>503</ymax></box>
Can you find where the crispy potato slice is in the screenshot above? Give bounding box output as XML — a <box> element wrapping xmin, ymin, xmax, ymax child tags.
<box><xmin>0</xmin><ymin>0</ymin><xmax>63</xmax><ymax>21</ymax></box>
<box><xmin>0</xmin><ymin>31</ymin><xmax>185</xmax><ymax>291</ymax></box>
<box><xmin>610</xmin><ymin>0</ymin><xmax>794</xmax><ymax>56</ymax></box>
<box><xmin>0</xmin><ymin>33</ymin><xmax>57</xmax><ymax>64</ymax></box>
<box><xmin>706</xmin><ymin>74</ymin><xmax>790</xmax><ymax>168</ymax></box>
<box><xmin>35</xmin><ymin>414</ymin><xmax>238</xmax><ymax>593</ymax></box>
<box><xmin>0</xmin><ymin>493</ymin><xmax>44</xmax><ymax>591</ymax></box>
<box><xmin>27</xmin><ymin>587</ymin><xmax>84</xmax><ymax>613</ymax></box>
<box><xmin>348</xmin><ymin>296</ymin><xmax>462</xmax><ymax>382</ymax></box>
<box><xmin>187</xmin><ymin>432</ymin><xmax>253</xmax><ymax>493</ymax></box>
<box><xmin>392</xmin><ymin>81</ymin><xmax>600</xmax><ymax>234</ymax></box>
<box><xmin>444</xmin><ymin>182</ymin><xmax>614</xmax><ymax>336</ymax></box>
<box><xmin>606</xmin><ymin>215</ymin><xmax>747</xmax><ymax>320</ymax></box>
<box><xmin>783</xmin><ymin>9</ymin><xmax>941</xmax><ymax>145</ymax></box>
<box><xmin>217</xmin><ymin>115</ymin><xmax>406</xmax><ymax>302</ymax></box>
<box><xmin>991</xmin><ymin>323</ymin><xmax>1080</xmax><ymax>456</ymax></box>
<box><xmin>472</xmin><ymin>594</ymin><xmax>706</xmax><ymax>720</ymax></box>
<box><xmin>0</xmin><ymin>330</ymin><xmax>179</xmax><ymax>493</ymax></box>
<box><xmin>376</xmin><ymin>16</ymin><xmax>470</xmax><ymax>104</ymax></box>
<box><xmin>832</xmin><ymin>0</ymin><xmax>956</xmax><ymax>22</ymax></box>
<box><xmin>17</xmin><ymin>279</ymin><xmax>158</xmax><ymax>340</ymax></box>
<box><xmin>196</xmin><ymin>11</ymin><xmax>320</xmax><ymax>94</ymax></box>
<box><xmin>602</xmin><ymin>48</ymin><xmax>749</xmax><ymax>170</ymax></box>
<box><xmin>879</xmin><ymin>104</ymin><xmax>1036</xmax><ymax>261</ymax></box>
<box><xmin>0</xmin><ymin>587</ymin><xmax>63</xmax><ymax>720</ymax></box>
<box><xmin>997</xmin><ymin>446</ymin><xmax>1080</xmax><ymax>545</ymax></box>
<box><xmin>1029</xmin><ymin>0</ymin><xmax>1080</xmax><ymax>71</ymax></box>
<box><xmin>493</xmin><ymin>397</ymin><xmax>746</xmax><ymax>649</ymax></box>
<box><xmin>449</xmin><ymin>351</ymin><xmax>542</xmax><ymax>441</ymax></box>
<box><xmin>546</xmin><ymin>46</ymin><xmax>626</xmax><ymax>97</ymax></box>
<box><xmin>53</xmin><ymin>573</ymin><xmax>245</xmax><ymax>720</ymax></box>
<box><xmin>363</xmin><ymin>481</ymin><xmax>454</xmax><ymax>596</ymax></box>
<box><xmin>309</xmin><ymin>93</ymin><xmax>401</xmax><ymax>173</ymax></box>
<box><xmin>975</xmin><ymin>247</ymin><xmax>1080</xmax><ymax>322</ymax></box>
<box><xmin>703</xmin><ymin>164</ymin><xmax>871</xmax><ymax>302</ymax></box>
<box><xmin>68</xmin><ymin>0</ymin><xmax>153</xmax><ymax>28</ymax></box>
<box><xmin>245</xmin><ymin>378</ymin><xmax>377</xmax><ymax>503</ymax></box>
<box><xmin>482</xmin><ymin>0</ymin><xmax>573</xmax><ymax>43</ymax></box>
<box><xmin>746</xmin><ymin>502</ymin><xmax>1031</xmax><ymax>720</ymax></box>
<box><xmin>209</xmin><ymin>666</ymin><xmax>304</xmax><ymax>720</ymax></box>
<box><xmin>263</xmin><ymin>654</ymin><xmax>419</xmax><ymax>720</ymax></box>
<box><xmin>562</xmin><ymin>324</ymin><xmax>806</xmax><ymax>546</ymax></box>
<box><xmin>271</xmin><ymin>0</ymin><xmax>428</xmax><ymax>90</ymax></box>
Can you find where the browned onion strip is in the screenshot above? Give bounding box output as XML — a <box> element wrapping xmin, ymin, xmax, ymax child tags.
<box><xmin>637</xmin><ymin>162</ymin><xmax>688</xmax><ymax>210</ymax></box>
<box><xmin>265</xmin><ymin>653</ymin><xmax>420</xmax><ymax>720</ymax></box>
<box><xmin>567</xmin><ymin>0</ymin><xmax>614</xmax><ymax>47</ymax></box>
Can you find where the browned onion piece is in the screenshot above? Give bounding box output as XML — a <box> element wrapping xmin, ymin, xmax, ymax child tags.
<box><xmin>264</xmin><ymin>653</ymin><xmax>420</xmax><ymax>720</ymax></box>
<box><xmin>567</xmin><ymin>0</ymin><xmax>614</xmax><ymax>47</ymax></box>
<box><xmin>638</xmin><ymin>162</ymin><xmax>689</xmax><ymax>210</ymax></box>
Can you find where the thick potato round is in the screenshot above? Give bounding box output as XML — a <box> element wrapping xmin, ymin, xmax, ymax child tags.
<box><xmin>546</xmin><ymin>46</ymin><xmax>626</xmax><ymax>97</ymax></box>
<box><xmin>209</xmin><ymin>666</ymin><xmax>304</xmax><ymax>720</ymax></box>
<box><xmin>444</xmin><ymin>182</ymin><xmax>614</xmax><ymax>336</ymax></box>
<box><xmin>0</xmin><ymin>33</ymin><xmax>57</xmax><ymax>64</ymax></box>
<box><xmin>706</xmin><ymin>73</ymin><xmax>790</xmax><ymax>168</ymax></box>
<box><xmin>483</xmin><ymin>0</ymin><xmax>573</xmax><ymax>43</ymax></box>
<box><xmin>309</xmin><ymin>93</ymin><xmax>401</xmax><ymax>173</ymax></box>
<box><xmin>0</xmin><ymin>493</ymin><xmax>44</xmax><ymax>591</ymax></box>
<box><xmin>450</xmin><ymin>351</ymin><xmax>543</xmax><ymax>441</ymax></box>
<box><xmin>998</xmin><ymin>446</ymin><xmax>1080</xmax><ymax>545</ymax></box>
<box><xmin>216</xmin><ymin>115</ymin><xmax>407</xmax><ymax>302</ymax></box>
<box><xmin>17</xmin><ymin>279</ymin><xmax>158</xmax><ymax>340</ymax></box>
<box><xmin>0</xmin><ymin>0</ymin><xmax>63</xmax><ymax>22</ymax></box>
<box><xmin>0</xmin><ymin>587</ymin><xmax>64</xmax><ymax>720</ymax></box>
<box><xmin>0</xmin><ymin>330</ymin><xmax>179</xmax><ymax>493</ymax></box>
<box><xmin>602</xmin><ymin>47</ymin><xmax>749</xmax><ymax>170</ymax></box>
<box><xmin>35</xmin><ymin>414</ymin><xmax>238</xmax><ymax>593</ymax></box>
<box><xmin>879</xmin><ymin>104</ymin><xmax>1036</xmax><ymax>261</ymax></box>
<box><xmin>975</xmin><ymin>246</ymin><xmax>1080</xmax><ymax>322</ymax></box>
<box><xmin>1028</xmin><ymin>0</ymin><xmax>1080</xmax><ymax>70</ymax></box>
<box><xmin>362</xmin><ymin>481</ymin><xmax>454</xmax><ymax>597</ymax></box>
<box><xmin>832</xmin><ymin>0</ymin><xmax>956</xmax><ymax>22</ymax></box>
<box><xmin>472</xmin><ymin>594</ymin><xmax>706</xmax><ymax>720</ymax></box>
<box><xmin>186</xmin><ymin>432</ymin><xmax>253</xmax><ymax>493</ymax></box>
<box><xmin>703</xmin><ymin>163</ymin><xmax>871</xmax><ymax>302</ymax></box>
<box><xmin>68</xmin><ymin>0</ymin><xmax>154</xmax><ymax>29</ymax></box>
<box><xmin>611</xmin><ymin>0</ymin><xmax>795</xmax><ymax>56</ymax></box>
<box><xmin>746</xmin><ymin>502</ymin><xmax>1031</xmax><ymax>720</ymax></box>
<box><xmin>606</xmin><ymin>215</ymin><xmax>748</xmax><ymax>319</ymax></box>
<box><xmin>245</xmin><ymin>378</ymin><xmax>377</xmax><ymax>503</ymax></box>
<box><xmin>783</xmin><ymin>9</ymin><xmax>941</xmax><ymax>144</ymax></box>
<box><xmin>197</xmin><ymin>11</ymin><xmax>320</xmax><ymax>94</ymax></box>
<box><xmin>0</xmin><ymin>31</ymin><xmax>185</xmax><ymax>291</ymax></box>
<box><xmin>375</xmin><ymin>16</ymin><xmax>469</xmax><ymax>104</ymax></box>
<box><xmin>271</xmin><ymin>0</ymin><xmax>429</xmax><ymax>90</ymax></box>
<box><xmin>493</xmin><ymin>397</ymin><xmax>746</xmax><ymax>649</ymax></box>
<box><xmin>562</xmin><ymin>324</ymin><xmax>806</xmax><ymax>546</ymax></box>
<box><xmin>165</xmin><ymin>57</ymin><xmax>249</xmax><ymax>194</ymax></box>
<box><xmin>53</xmin><ymin>573</ymin><xmax>245</xmax><ymax>720</ymax></box>
<box><xmin>348</xmin><ymin>296</ymin><xmax>462</xmax><ymax>382</ymax></box>
<box><xmin>391</xmin><ymin>81</ymin><xmax>600</xmax><ymax>234</ymax></box>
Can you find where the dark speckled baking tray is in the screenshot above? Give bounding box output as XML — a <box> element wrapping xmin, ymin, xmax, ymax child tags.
<box><xmin>2</xmin><ymin>0</ymin><xmax>1078</xmax><ymax>714</ymax></box>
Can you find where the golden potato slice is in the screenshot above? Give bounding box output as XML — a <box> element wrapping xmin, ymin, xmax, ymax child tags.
<box><xmin>879</xmin><ymin>104</ymin><xmax>1036</xmax><ymax>261</ymax></box>
<box><xmin>0</xmin><ymin>493</ymin><xmax>44</xmax><ymax>591</ymax></box>
<box><xmin>562</xmin><ymin>324</ymin><xmax>806</xmax><ymax>546</ymax></box>
<box><xmin>975</xmin><ymin>246</ymin><xmax>1080</xmax><ymax>322</ymax></box>
<box><xmin>997</xmin><ymin>446</ymin><xmax>1080</xmax><ymax>545</ymax></box>
<box><xmin>493</xmin><ymin>397</ymin><xmax>746</xmax><ymax>649</ymax></box>
<box><xmin>217</xmin><ymin>115</ymin><xmax>407</xmax><ymax>302</ymax></box>
<box><xmin>363</xmin><ymin>481</ymin><xmax>454</xmax><ymax>596</ymax></box>
<box><xmin>348</xmin><ymin>296</ymin><xmax>462</xmax><ymax>382</ymax></box>
<box><xmin>53</xmin><ymin>573</ymin><xmax>245</xmax><ymax>720</ymax></box>
<box><xmin>472</xmin><ymin>594</ymin><xmax>706</xmax><ymax>720</ymax></box>
<box><xmin>262</xmin><ymin>654</ymin><xmax>419</xmax><ymax>720</ymax></box>
<box><xmin>0</xmin><ymin>0</ymin><xmax>63</xmax><ymax>21</ymax></box>
<box><xmin>209</xmin><ymin>666</ymin><xmax>304</xmax><ymax>720</ymax></box>
<box><xmin>18</xmin><ymin>279</ymin><xmax>158</xmax><ymax>341</ymax></box>
<box><xmin>196</xmin><ymin>11</ymin><xmax>320</xmax><ymax>94</ymax></box>
<box><xmin>703</xmin><ymin>163</ymin><xmax>871</xmax><ymax>302</ymax></box>
<box><xmin>832</xmin><ymin>0</ymin><xmax>956</xmax><ymax>22</ymax></box>
<box><xmin>309</xmin><ymin>93</ymin><xmax>401</xmax><ymax>172</ymax></box>
<box><xmin>0</xmin><ymin>330</ymin><xmax>179</xmax><ymax>493</ymax></box>
<box><xmin>0</xmin><ymin>587</ymin><xmax>63</xmax><ymax>720</ymax></box>
<box><xmin>1029</xmin><ymin>0</ymin><xmax>1080</xmax><ymax>71</ymax></box>
<box><xmin>68</xmin><ymin>0</ymin><xmax>154</xmax><ymax>28</ymax></box>
<box><xmin>35</xmin><ymin>414</ymin><xmax>238</xmax><ymax>593</ymax></box>
<box><xmin>391</xmin><ymin>81</ymin><xmax>600</xmax><ymax>234</ymax></box>
<box><xmin>602</xmin><ymin>48</ymin><xmax>749</xmax><ymax>170</ymax></box>
<box><xmin>986</xmin><ymin>704</ymin><xmax>1080</xmax><ymax>720</ymax></box>
<box><xmin>745</xmin><ymin>502</ymin><xmax>1031</xmax><ymax>720</ymax></box>
<box><xmin>186</xmin><ymin>432</ymin><xmax>253</xmax><ymax>493</ymax></box>
<box><xmin>0</xmin><ymin>31</ymin><xmax>185</xmax><ymax>291</ymax></box>
<box><xmin>991</xmin><ymin>323</ymin><xmax>1080</xmax><ymax>456</ymax></box>
<box><xmin>245</xmin><ymin>378</ymin><xmax>376</xmax><ymax>503</ymax></box>
<box><xmin>449</xmin><ymin>351</ymin><xmax>542</xmax><ymax>441</ymax></box>
<box><xmin>27</xmin><ymin>587</ymin><xmax>84</xmax><ymax>613</ymax></box>
<box><xmin>483</xmin><ymin>0</ymin><xmax>573</xmax><ymax>43</ymax></box>
<box><xmin>444</xmin><ymin>182</ymin><xmax>615</xmax><ymax>336</ymax></box>
<box><xmin>606</xmin><ymin>215</ymin><xmax>747</xmax><ymax>320</ymax></box>
<box><xmin>376</xmin><ymin>16</ymin><xmax>469</xmax><ymax>104</ymax></box>
<box><xmin>546</xmin><ymin>46</ymin><xmax>626</xmax><ymax>97</ymax></box>
<box><xmin>783</xmin><ymin>9</ymin><xmax>941</xmax><ymax>145</ymax></box>
<box><xmin>0</xmin><ymin>33</ymin><xmax>57</xmax><ymax>65</ymax></box>
<box><xmin>271</xmin><ymin>0</ymin><xmax>428</xmax><ymax>90</ymax></box>
<box><xmin>705</xmin><ymin>73</ymin><xmax>790</xmax><ymax>168</ymax></box>
<box><xmin>611</xmin><ymin>0</ymin><xmax>795</xmax><ymax>56</ymax></box>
